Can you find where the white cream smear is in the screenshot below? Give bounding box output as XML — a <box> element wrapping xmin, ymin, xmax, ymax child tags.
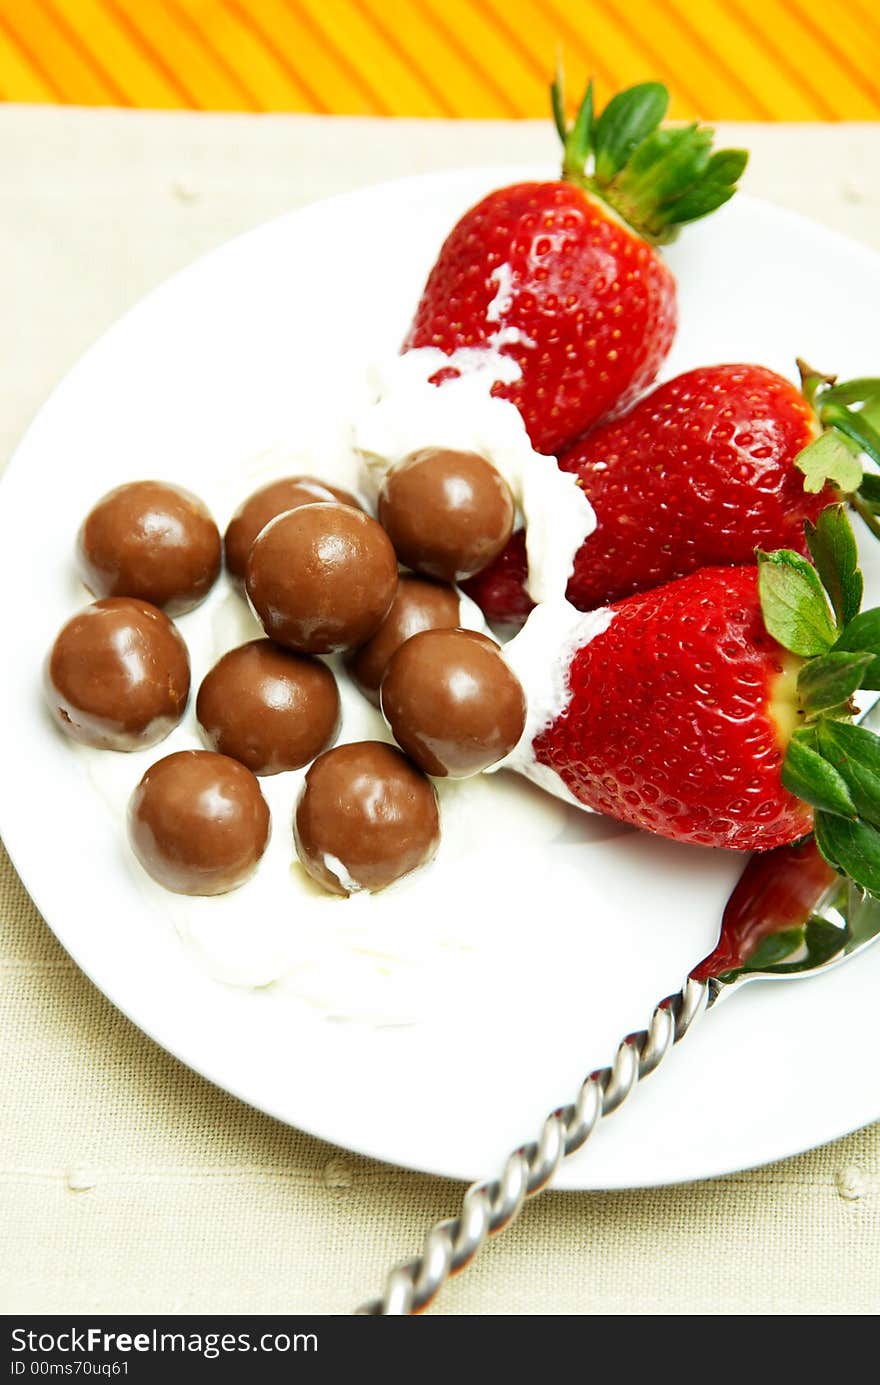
<box><xmin>354</xmin><ymin>347</ymin><xmax>595</xmax><ymax>605</ymax></box>
<box><xmin>73</xmin><ymin>653</ymin><xmax>580</xmax><ymax>1022</ymax></box>
<box><xmin>64</xmin><ymin>342</ymin><xmax>607</xmax><ymax>1023</ymax></box>
<box><xmin>354</xmin><ymin>344</ymin><xmax>606</xmax><ymax>804</ymax></box>
<box><xmin>70</xmin><ymin>563</ymin><xmax>578</xmax><ymax>1024</ymax></box>
<box><xmin>497</xmin><ymin>602</ymin><xmax>614</xmax><ymax>806</ymax></box>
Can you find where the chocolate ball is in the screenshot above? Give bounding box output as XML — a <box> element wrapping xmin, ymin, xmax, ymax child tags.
<box><xmin>45</xmin><ymin>597</ymin><xmax>191</xmax><ymax>751</ymax></box>
<box><xmin>196</xmin><ymin>639</ymin><xmax>340</xmax><ymax>775</ymax></box>
<box><xmin>378</xmin><ymin>448</ymin><xmax>515</xmax><ymax>582</ymax></box>
<box><xmin>381</xmin><ymin>628</ymin><xmax>526</xmax><ymax>777</ymax></box>
<box><xmin>224</xmin><ymin>476</ymin><xmax>362</xmax><ymax>588</ymax></box>
<box><xmin>345</xmin><ymin>577</ymin><xmax>462</xmax><ymax>706</ymax></box>
<box><xmin>76</xmin><ymin>481</ymin><xmax>221</xmax><ymax>616</ymax></box>
<box><xmin>246</xmin><ymin>503</ymin><xmax>398</xmax><ymax>655</ymax></box>
<box><xmin>129</xmin><ymin>750</ymin><xmax>270</xmax><ymax>895</ymax></box>
<box><xmin>294</xmin><ymin>741</ymin><xmax>440</xmax><ymax>895</ymax></box>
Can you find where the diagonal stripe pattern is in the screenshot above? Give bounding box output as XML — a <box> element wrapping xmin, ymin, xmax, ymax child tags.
<box><xmin>0</xmin><ymin>0</ymin><xmax>877</xmax><ymax>117</ymax></box>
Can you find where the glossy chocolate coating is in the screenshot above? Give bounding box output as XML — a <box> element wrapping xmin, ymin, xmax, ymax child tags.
<box><xmin>246</xmin><ymin>503</ymin><xmax>398</xmax><ymax>655</ymax></box>
<box><xmin>197</xmin><ymin>639</ymin><xmax>341</xmax><ymax>775</ymax></box>
<box><xmin>378</xmin><ymin>448</ymin><xmax>515</xmax><ymax>582</ymax></box>
<box><xmin>129</xmin><ymin>750</ymin><xmax>270</xmax><ymax>895</ymax></box>
<box><xmin>224</xmin><ymin>476</ymin><xmax>362</xmax><ymax>588</ymax></box>
<box><xmin>346</xmin><ymin>576</ymin><xmax>462</xmax><ymax>705</ymax></box>
<box><xmin>76</xmin><ymin>480</ymin><xmax>222</xmax><ymax>616</ymax></box>
<box><xmin>45</xmin><ymin>597</ymin><xmax>191</xmax><ymax>751</ymax></box>
<box><xmin>381</xmin><ymin>627</ymin><xmax>526</xmax><ymax>777</ymax></box>
<box><xmin>294</xmin><ymin>741</ymin><xmax>440</xmax><ymax>895</ymax></box>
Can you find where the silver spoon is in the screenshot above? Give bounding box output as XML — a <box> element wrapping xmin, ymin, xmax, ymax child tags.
<box><xmin>356</xmin><ymin>701</ymin><xmax>880</xmax><ymax>1315</ymax></box>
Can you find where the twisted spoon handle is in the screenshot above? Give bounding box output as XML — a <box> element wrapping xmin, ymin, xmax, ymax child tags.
<box><xmin>355</xmin><ymin>974</ymin><xmax>711</xmax><ymax>1315</ymax></box>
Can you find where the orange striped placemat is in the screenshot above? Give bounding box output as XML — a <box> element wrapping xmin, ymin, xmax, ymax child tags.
<box><xmin>0</xmin><ymin>0</ymin><xmax>877</xmax><ymax>118</ymax></box>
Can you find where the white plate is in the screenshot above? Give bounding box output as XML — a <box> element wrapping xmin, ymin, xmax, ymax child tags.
<box><xmin>2</xmin><ymin>169</ymin><xmax>880</xmax><ymax>1190</ymax></box>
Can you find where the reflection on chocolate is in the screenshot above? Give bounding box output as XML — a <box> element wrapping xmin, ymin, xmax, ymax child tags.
<box><xmin>128</xmin><ymin>750</ymin><xmax>270</xmax><ymax>895</ymax></box>
<box><xmin>378</xmin><ymin>448</ymin><xmax>515</xmax><ymax>582</ymax></box>
<box><xmin>197</xmin><ymin>639</ymin><xmax>340</xmax><ymax>775</ymax></box>
<box><xmin>45</xmin><ymin>597</ymin><xmax>190</xmax><ymax>751</ymax></box>
<box><xmin>246</xmin><ymin>503</ymin><xmax>398</xmax><ymax>654</ymax></box>
<box><xmin>76</xmin><ymin>480</ymin><xmax>221</xmax><ymax>616</ymax></box>
<box><xmin>294</xmin><ymin>741</ymin><xmax>440</xmax><ymax>895</ymax></box>
<box><xmin>346</xmin><ymin>576</ymin><xmax>462</xmax><ymax>705</ymax></box>
<box><xmin>224</xmin><ymin>476</ymin><xmax>362</xmax><ymax>588</ymax></box>
<box><xmin>381</xmin><ymin>627</ymin><xmax>526</xmax><ymax>777</ymax></box>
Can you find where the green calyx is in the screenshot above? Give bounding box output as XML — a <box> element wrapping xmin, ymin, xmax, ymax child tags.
<box><xmin>757</xmin><ymin>504</ymin><xmax>880</xmax><ymax>896</ymax></box>
<box><xmin>794</xmin><ymin>360</ymin><xmax>880</xmax><ymax>537</ymax></box>
<box><xmin>551</xmin><ymin>66</ymin><xmax>747</xmax><ymax>245</ymax></box>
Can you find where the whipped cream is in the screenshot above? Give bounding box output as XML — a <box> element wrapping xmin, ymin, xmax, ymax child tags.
<box><xmin>486</xmin><ymin>263</ymin><xmax>514</xmax><ymax>322</ymax></box>
<box><xmin>354</xmin><ymin>347</ymin><xmax>595</xmax><ymax>605</ymax></box>
<box><xmin>65</xmin><ymin>353</ymin><xmax>606</xmax><ymax>1015</ymax></box>
<box><xmin>321</xmin><ymin>852</ymin><xmax>363</xmax><ymax>896</ymax></box>
<box><xmin>72</xmin><ymin>573</ymin><xmax>513</xmax><ymax>1010</ymax></box>
<box><xmin>355</xmin><ymin>345</ymin><xmax>607</xmax><ymax>814</ymax></box>
<box><xmin>226</xmin><ymin>439</ymin><xmax>367</xmax><ymax>515</ymax></box>
<box><xmin>494</xmin><ymin>600</ymin><xmax>615</xmax><ymax>807</ymax></box>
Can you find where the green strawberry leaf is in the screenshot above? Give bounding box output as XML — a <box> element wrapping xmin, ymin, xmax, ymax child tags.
<box><xmin>797</xmin><ymin>651</ymin><xmax>873</xmax><ymax>716</ymax></box>
<box><xmin>556</xmin><ymin>70</ymin><xmax>595</xmax><ymax>176</ymax></box>
<box><xmin>822</xmin><ymin>401</ymin><xmax>880</xmax><ymax>471</ymax></box>
<box><xmin>569</xmin><ymin>82</ymin><xmax>746</xmax><ymax>241</ymax></box>
<box><xmin>809</xmin><ymin>701</ymin><xmax>880</xmax><ymax>900</ymax></box>
<box><xmin>550</xmin><ymin>63</ymin><xmax>567</xmax><ymax>143</ymax></box>
<box><xmin>856</xmin><ymin>472</ymin><xmax>880</xmax><ymax>510</ymax></box>
<box><xmin>569</xmin><ymin>78</ymin><xmax>594</xmax><ymax>166</ymax></box>
<box><xmin>850</xmin><ymin>494</ymin><xmax>880</xmax><ymax>546</ymax></box>
<box><xmin>802</xmin><ymin>377</ymin><xmax>880</xmax><ymax>544</ymax></box>
<box><xmin>662</xmin><ymin>147</ymin><xmax>748</xmax><ymax>224</ymax></box>
<box><xmin>795</xmin><ymin>430</ymin><xmax>863</xmax><ymax>494</ymax></box>
<box><xmin>861</xmin><ymin>399</ymin><xmax>880</xmax><ymax>432</ymax></box>
<box><xmin>813</xmin><ymin>811</ymin><xmax>842</xmax><ymax>871</ymax></box>
<box><xmin>813</xmin><ymin>810</ymin><xmax>880</xmax><ymax>898</ymax></box>
<box><xmin>700</xmin><ymin>148</ymin><xmax>749</xmax><ymax>185</ymax></box>
<box><xmin>622</xmin><ymin>125</ymin><xmax>712</xmax><ymax>203</ymax></box>
<box><xmin>782</xmin><ymin>734</ymin><xmax>856</xmax><ymax>818</ymax></box>
<box><xmin>820</xmin><ymin>377</ymin><xmax>880</xmax><ymax>409</ymax></box>
<box><xmin>833</xmin><ymin>609</ymin><xmax>880</xmax><ymax>689</ymax></box>
<box><xmin>593</xmin><ymin>82</ymin><xmax>668</xmax><ymax>184</ymax></box>
<box><xmin>817</xmin><ymin>719</ymin><xmax>880</xmax><ymax>828</ymax></box>
<box><xmin>757</xmin><ymin>548</ymin><xmax>838</xmax><ymax>656</ymax></box>
<box><xmin>804</xmin><ymin>505</ymin><xmax>863</xmax><ymax>626</ymax></box>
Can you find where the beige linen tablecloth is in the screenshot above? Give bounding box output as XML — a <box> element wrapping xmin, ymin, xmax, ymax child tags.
<box><xmin>1</xmin><ymin>109</ymin><xmax>879</xmax><ymax>1316</ymax></box>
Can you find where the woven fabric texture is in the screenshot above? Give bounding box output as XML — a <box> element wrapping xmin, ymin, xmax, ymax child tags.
<box><xmin>1</xmin><ymin>108</ymin><xmax>878</xmax><ymax>1315</ymax></box>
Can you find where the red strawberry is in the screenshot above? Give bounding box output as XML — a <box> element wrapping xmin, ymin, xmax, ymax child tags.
<box><xmin>465</xmin><ymin>362</ymin><xmax>880</xmax><ymax>624</ymax></box>
<box><xmin>463</xmin><ymin>530</ymin><xmax>530</xmax><ymax>627</ymax></box>
<box><xmin>404</xmin><ymin>77</ymin><xmax>746</xmax><ymax>454</ymax></box>
<box><xmin>531</xmin><ymin>507</ymin><xmax>880</xmax><ymax>889</ymax></box>
<box><xmin>690</xmin><ymin>835</ymin><xmax>836</xmax><ymax>983</ymax></box>
<box><xmin>462</xmin><ymin>528</ymin><xmax>533</xmax><ymax>629</ymax></box>
<box><xmin>534</xmin><ymin>566</ymin><xmax>811</xmax><ymax>850</ymax></box>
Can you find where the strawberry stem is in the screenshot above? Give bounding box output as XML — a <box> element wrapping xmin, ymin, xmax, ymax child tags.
<box><xmin>796</xmin><ymin>358</ymin><xmax>837</xmax><ymax>408</ymax></box>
